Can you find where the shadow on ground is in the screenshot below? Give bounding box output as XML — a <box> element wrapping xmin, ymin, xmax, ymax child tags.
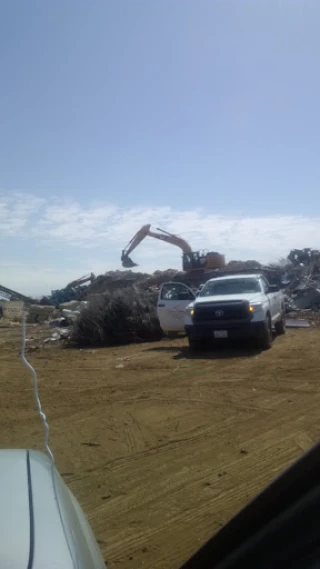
<box><xmin>146</xmin><ymin>341</ymin><xmax>262</xmax><ymax>360</ymax></box>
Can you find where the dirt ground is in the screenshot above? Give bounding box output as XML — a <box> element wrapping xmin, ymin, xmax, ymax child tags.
<box><xmin>1</xmin><ymin>323</ymin><xmax>320</xmax><ymax>569</ymax></box>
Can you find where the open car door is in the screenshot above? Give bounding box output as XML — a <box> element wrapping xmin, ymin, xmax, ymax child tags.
<box><xmin>157</xmin><ymin>282</ymin><xmax>195</xmax><ymax>334</ymax></box>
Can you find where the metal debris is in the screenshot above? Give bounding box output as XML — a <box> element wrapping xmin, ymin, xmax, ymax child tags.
<box><xmin>285</xmin><ymin>319</ymin><xmax>311</xmax><ymax>329</ymax></box>
<box><xmin>283</xmin><ymin>248</ymin><xmax>320</xmax><ymax>313</ymax></box>
<box><xmin>44</xmin><ymin>327</ymin><xmax>72</xmax><ymax>343</ymax></box>
<box><xmin>49</xmin><ymin>317</ymin><xmax>69</xmax><ymax>328</ymax></box>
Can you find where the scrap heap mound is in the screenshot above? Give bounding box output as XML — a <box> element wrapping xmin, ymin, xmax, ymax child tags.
<box><xmin>81</xmin><ymin>263</ymin><xmax>263</xmax><ymax>299</ymax></box>
<box><xmin>71</xmin><ymin>287</ymin><xmax>162</xmax><ymax>347</ymax></box>
<box><xmin>258</xmin><ymin>248</ymin><xmax>320</xmax><ymax>323</ymax></box>
<box><xmin>281</xmin><ymin>248</ymin><xmax>320</xmax><ymax>315</ymax></box>
<box><xmin>81</xmin><ymin>269</ymin><xmax>182</xmax><ymax>298</ymax></box>
<box><xmin>82</xmin><ymin>270</ymin><xmax>152</xmax><ymax>296</ymax></box>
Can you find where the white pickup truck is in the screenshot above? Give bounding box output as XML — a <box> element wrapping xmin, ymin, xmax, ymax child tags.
<box><xmin>157</xmin><ymin>273</ymin><xmax>286</xmax><ymax>350</ymax></box>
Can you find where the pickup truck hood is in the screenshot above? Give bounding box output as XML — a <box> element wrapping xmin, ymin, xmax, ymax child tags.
<box><xmin>195</xmin><ymin>292</ymin><xmax>262</xmax><ymax>305</ymax></box>
<box><xmin>0</xmin><ymin>449</ymin><xmax>106</xmax><ymax>569</ymax></box>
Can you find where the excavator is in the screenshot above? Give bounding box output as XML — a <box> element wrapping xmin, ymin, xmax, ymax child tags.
<box><xmin>50</xmin><ymin>273</ymin><xmax>95</xmax><ymax>305</ymax></box>
<box><xmin>121</xmin><ymin>224</ymin><xmax>226</xmax><ymax>272</ymax></box>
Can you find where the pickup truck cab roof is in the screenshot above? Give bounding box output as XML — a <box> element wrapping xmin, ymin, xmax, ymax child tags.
<box><xmin>205</xmin><ymin>273</ymin><xmax>266</xmax><ymax>281</ymax></box>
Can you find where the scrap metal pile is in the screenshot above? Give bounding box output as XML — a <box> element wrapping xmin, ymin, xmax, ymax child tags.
<box><xmin>282</xmin><ymin>248</ymin><xmax>320</xmax><ymax>312</ymax></box>
<box><xmin>284</xmin><ymin>248</ymin><xmax>320</xmax><ymax>312</ymax></box>
<box><xmin>48</xmin><ymin>273</ymin><xmax>96</xmax><ymax>305</ymax></box>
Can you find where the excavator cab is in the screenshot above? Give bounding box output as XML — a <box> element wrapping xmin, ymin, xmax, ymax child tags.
<box><xmin>182</xmin><ymin>251</ymin><xmax>226</xmax><ymax>272</ymax></box>
<box><xmin>206</xmin><ymin>251</ymin><xmax>226</xmax><ymax>270</ymax></box>
<box><xmin>182</xmin><ymin>252</ymin><xmax>207</xmax><ymax>270</ymax></box>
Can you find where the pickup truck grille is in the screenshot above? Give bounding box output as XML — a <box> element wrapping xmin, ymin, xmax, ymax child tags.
<box><xmin>193</xmin><ymin>301</ymin><xmax>250</xmax><ymax>322</ymax></box>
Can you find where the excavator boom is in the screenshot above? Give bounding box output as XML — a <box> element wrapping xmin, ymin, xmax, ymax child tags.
<box><xmin>121</xmin><ymin>224</ymin><xmax>152</xmax><ymax>268</ymax></box>
<box><xmin>121</xmin><ymin>225</ymin><xmax>192</xmax><ymax>268</ymax></box>
<box><xmin>121</xmin><ymin>224</ymin><xmax>226</xmax><ymax>272</ymax></box>
<box><xmin>148</xmin><ymin>228</ymin><xmax>192</xmax><ymax>253</ymax></box>
<box><xmin>66</xmin><ymin>273</ymin><xmax>95</xmax><ymax>289</ymax></box>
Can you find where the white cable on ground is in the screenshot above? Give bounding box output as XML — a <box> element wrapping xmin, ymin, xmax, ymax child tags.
<box><xmin>21</xmin><ymin>312</ymin><xmax>79</xmax><ymax>569</ymax></box>
<box><xmin>21</xmin><ymin>313</ymin><xmax>53</xmax><ymax>461</ymax></box>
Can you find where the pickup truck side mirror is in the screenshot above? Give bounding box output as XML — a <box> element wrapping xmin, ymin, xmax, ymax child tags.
<box><xmin>268</xmin><ymin>284</ymin><xmax>279</xmax><ymax>293</ymax></box>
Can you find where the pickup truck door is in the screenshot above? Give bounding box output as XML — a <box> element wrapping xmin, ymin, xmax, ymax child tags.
<box><xmin>262</xmin><ymin>278</ymin><xmax>281</xmax><ymax>323</ymax></box>
<box><xmin>272</xmin><ymin>290</ymin><xmax>283</xmax><ymax>321</ymax></box>
<box><xmin>157</xmin><ymin>282</ymin><xmax>196</xmax><ymax>333</ymax></box>
<box><xmin>269</xmin><ymin>293</ymin><xmax>279</xmax><ymax>323</ymax></box>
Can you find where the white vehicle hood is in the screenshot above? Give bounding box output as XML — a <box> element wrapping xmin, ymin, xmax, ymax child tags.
<box><xmin>0</xmin><ymin>449</ymin><xmax>106</xmax><ymax>569</ymax></box>
<box><xmin>195</xmin><ymin>292</ymin><xmax>263</xmax><ymax>305</ymax></box>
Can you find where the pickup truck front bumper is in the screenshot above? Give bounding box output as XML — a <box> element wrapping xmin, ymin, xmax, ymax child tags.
<box><xmin>185</xmin><ymin>320</ymin><xmax>266</xmax><ymax>341</ymax></box>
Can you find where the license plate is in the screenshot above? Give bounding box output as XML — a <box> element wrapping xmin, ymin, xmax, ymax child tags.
<box><xmin>214</xmin><ymin>330</ymin><xmax>228</xmax><ymax>339</ymax></box>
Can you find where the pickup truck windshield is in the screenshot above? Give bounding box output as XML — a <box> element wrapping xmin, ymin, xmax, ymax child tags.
<box><xmin>199</xmin><ymin>278</ymin><xmax>262</xmax><ymax>296</ymax></box>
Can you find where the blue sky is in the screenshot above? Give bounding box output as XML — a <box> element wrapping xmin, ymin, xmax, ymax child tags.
<box><xmin>1</xmin><ymin>1</ymin><xmax>320</xmax><ymax>296</ymax></box>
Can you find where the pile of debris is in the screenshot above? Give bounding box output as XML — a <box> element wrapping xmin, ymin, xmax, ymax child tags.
<box><xmin>42</xmin><ymin>273</ymin><xmax>95</xmax><ymax>306</ymax></box>
<box><xmin>70</xmin><ymin>287</ymin><xmax>162</xmax><ymax>347</ymax></box>
<box><xmin>81</xmin><ymin>270</ymin><xmax>151</xmax><ymax>296</ymax></box>
<box><xmin>283</xmin><ymin>249</ymin><xmax>320</xmax><ymax>312</ymax></box>
<box><xmin>43</xmin><ymin>300</ymin><xmax>89</xmax><ymax>343</ymax></box>
<box><xmin>27</xmin><ymin>305</ymin><xmax>57</xmax><ymax>323</ymax></box>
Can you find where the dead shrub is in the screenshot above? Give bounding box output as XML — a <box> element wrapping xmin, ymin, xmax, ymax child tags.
<box><xmin>70</xmin><ymin>288</ymin><xmax>162</xmax><ymax>347</ymax></box>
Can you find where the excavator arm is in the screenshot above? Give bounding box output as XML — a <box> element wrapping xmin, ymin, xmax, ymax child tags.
<box><xmin>121</xmin><ymin>225</ymin><xmax>192</xmax><ymax>268</ymax></box>
<box><xmin>66</xmin><ymin>273</ymin><xmax>95</xmax><ymax>289</ymax></box>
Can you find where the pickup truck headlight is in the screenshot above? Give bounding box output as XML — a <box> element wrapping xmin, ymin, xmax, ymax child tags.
<box><xmin>185</xmin><ymin>307</ymin><xmax>195</xmax><ymax>316</ymax></box>
<box><xmin>249</xmin><ymin>303</ymin><xmax>263</xmax><ymax>312</ymax></box>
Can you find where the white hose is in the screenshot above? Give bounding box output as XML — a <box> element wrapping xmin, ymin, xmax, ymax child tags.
<box><xmin>21</xmin><ymin>312</ymin><xmax>79</xmax><ymax>568</ymax></box>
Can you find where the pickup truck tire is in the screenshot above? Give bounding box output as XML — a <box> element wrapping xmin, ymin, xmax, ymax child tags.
<box><xmin>258</xmin><ymin>317</ymin><xmax>273</xmax><ymax>350</ymax></box>
<box><xmin>275</xmin><ymin>314</ymin><xmax>286</xmax><ymax>336</ymax></box>
<box><xmin>188</xmin><ymin>336</ymin><xmax>202</xmax><ymax>352</ymax></box>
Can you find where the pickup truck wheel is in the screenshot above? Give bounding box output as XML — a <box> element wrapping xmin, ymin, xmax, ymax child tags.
<box><xmin>258</xmin><ymin>317</ymin><xmax>273</xmax><ymax>350</ymax></box>
<box><xmin>188</xmin><ymin>336</ymin><xmax>202</xmax><ymax>352</ymax></box>
<box><xmin>275</xmin><ymin>314</ymin><xmax>286</xmax><ymax>335</ymax></box>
